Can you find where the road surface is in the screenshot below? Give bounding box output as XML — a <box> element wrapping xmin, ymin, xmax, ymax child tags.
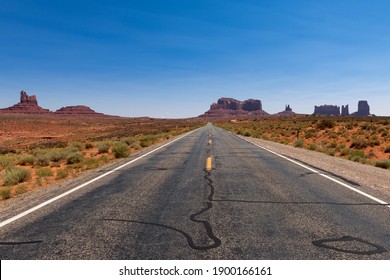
<box><xmin>0</xmin><ymin>123</ymin><xmax>389</xmax><ymax>259</ymax></box>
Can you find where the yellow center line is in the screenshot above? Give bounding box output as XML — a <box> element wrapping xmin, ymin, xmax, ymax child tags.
<box><xmin>206</xmin><ymin>156</ymin><xmax>212</xmax><ymax>171</ymax></box>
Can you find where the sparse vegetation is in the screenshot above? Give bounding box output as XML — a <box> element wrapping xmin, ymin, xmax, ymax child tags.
<box><xmin>216</xmin><ymin>116</ymin><xmax>390</xmax><ymax>169</ymax></box>
<box><xmin>0</xmin><ymin>115</ymin><xmax>204</xmax><ymax>200</ymax></box>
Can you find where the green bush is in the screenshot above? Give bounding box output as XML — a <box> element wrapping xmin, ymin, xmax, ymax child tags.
<box><xmin>308</xmin><ymin>143</ymin><xmax>317</xmax><ymax>150</ymax></box>
<box><xmin>112</xmin><ymin>142</ymin><xmax>130</xmax><ymax>158</ymax></box>
<box><xmin>0</xmin><ymin>155</ymin><xmax>14</xmax><ymax>170</ymax></box>
<box><xmin>83</xmin><ymin>158</ymin><xmax>100</xmax><ymax>170</ymax></box>
<box><xmin>0</xmin><ymin>188</ymin><xmax>11</xmax><ymax>199</ymax></box>
<box><xmin>4</xmin><ymin>167</ymin><xmax>31</xmax><ymax>186</ymax></box>
<box><xmin>375</xmin><ymin>160</ymin><xmax>390</xmax><ymax>169</ymax></box>
<box><xmin>56</xmin><ymin>169</ymin><xmax>69</xmax><ymax>179</ymax></box>
<box><xmin>350</xmin><ymin>138</ymin><xmax>367</xmax><ymax>149</ymax></box>
<box><xmin>36</xmin><ymin>168</ymin><xmax>53</xmax><ymax>178</ymax></box>
<box><xmin>97</xmin><ymin>142</ymin><xmax>110</xmax><ymax>154</ymax></box>
<box><xmin>18</xmin><ymin>155</ymin><xmax>35</xmax><ymax>166</ymax></box>
<box><xmin>348</xmin><ymin>150</ymin><xmax>366</xmax><ymax>162</ymax></box>
<box><xmin>47</xmin><ymin>149</ymin><xmax>66</xmax><ymax>162</ymax></box>
<box><xmin>66</xmin><ymin>152</ymin><xmax>84</xmax><ymax>164</ymax></box>
<box><xmin>69</xmin><ymin>141</ymin><xmax>85</xmax><ymax>151</ymax></box>
<box><xmin>294</xmin><ymin>138</ymin><xmax>304</xmax><ymax>148</ymax></box>
<box><xmin>34</xmin><ymin>153</ymin><xmax>50</xmax><ymax>166</ymax></box>
<box><xmin>317</xmin><ymin>119</ymin><xmax>335</xmax><ymax>130</ymax></box>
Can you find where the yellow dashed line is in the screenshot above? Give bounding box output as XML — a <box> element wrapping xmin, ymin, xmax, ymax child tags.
<box><xmin>206</xmin><ymin>156</ymin><xmax>212</xmax><ymax>171</ymax></box>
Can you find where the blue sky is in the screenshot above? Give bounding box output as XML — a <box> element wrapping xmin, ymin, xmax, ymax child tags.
<box><xmin>1</xmin><ymin>0</ymin><xmax>390</xmax><ymax>117</ymax></box>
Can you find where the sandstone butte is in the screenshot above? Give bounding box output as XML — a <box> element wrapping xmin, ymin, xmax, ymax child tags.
<box><xmin>0</xmin><ymin>91</ymin><xmax>109</xmax><ymax>117</ymax></box>
<box><xmin>199</xmin><ymin>97</ymin><xmax>297</xmax><ymax>118</ymax></box>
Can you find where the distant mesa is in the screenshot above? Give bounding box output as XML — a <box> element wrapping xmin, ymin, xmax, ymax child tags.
<box><xmin>0</xmin><ymin>90</ymin><xmax>51</xmax><ymax>114</ymax></box>
<box><xmin>55</xmin><ymin>105</ymin><xmax>104</xmax><ymax>116</ymax></box>
<box><xmin>0</xmin><ymin>90</ymin><xmax>110</xmax><ymax>117</ymax></box>
<box><xmin>200</xmin><ymin>97</ymin><xmax>269</xmax><ymax>117</ymax></box>
<box><xmin>313</xmin><ymin>101</ymin><xmax>370</xmax><ymax>116</ymax></box>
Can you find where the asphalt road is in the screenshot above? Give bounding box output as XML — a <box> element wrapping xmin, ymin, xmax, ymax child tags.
<box><xmin>0</xmin><ymin>123</ymin><xmax>389</xmax><ymax>259</ymax></box>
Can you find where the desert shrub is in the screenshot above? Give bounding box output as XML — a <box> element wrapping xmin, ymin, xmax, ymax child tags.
<box><xmin>328</xmin><ymin>132</ymin><xmax>338</xmax><ymax>139</ymax></box>
<box><xmin>83</xmin><ymin>158</ymin><xmax>100</xmax><ymax>170</ymax></box>
<box><xmin>4</xmin><ymin>167</ymin><xmax>31</xmax><ymax>186</ymax></box>
<box><xmin>368</xmin><ymin>135</ymin><xmax>380</xmax><ymax>147</ymax></box>
<box><xmin>47</xmin><ymin>149</ymin><xmax>66</xmax><ymax>162</ymax></box>
<box><xmin>327</xmin><ymin>142</ymin><xmax>337</xmax><ymax>149</ymax></box>
<box><xmin>243</xmin><ymin>131</ymin><xmax>252</xmax><ymax>137</ymax></box>
<box><xmin>99</xmin><ymin>155</ymin><xmax>110</xmax><ymax>163</ymax></box>
<box><xmin>317</xmin><ymin>119</ymin><xmax>335</xmax><ymax>130</ymax></box>
<box><xmin>15</xmin><ymin>185</ymin><xmax>27</xmax><ymax>195</ymax></box>
<box><xmin>0</xmin><ymin>188</ymin><xmax>11</xmax><ymax>199</ymax></box>
<box><xmin>0</xmin><ymin>148</ymin><xmax>16</xmax><ymax>155</ymax></box>
<box><xmin>97</xmin><ymin>142</ymin><xmax>110</xmax><ymax>154</ymax></box>
<box><xmin>0</xmin><ymin>155</ymin><xmax>15</xmax><ymax>170</ymax></box>
<box><xmin>345</xmin><ymin>123</ymin><xmax>355</xmax><ymax>130</ymax></box>
<box><xmin>340</xmin><ymin>148</ymin><xmax>350</xmax><ymax>156</ymax></box>
<box><xmin>34</xmin><ymin>153</ymin><xmax>51</xmax><ymax>166</ymax></box>
<box><xmin>36</xmin><ymin>168</ymin><xmax>53</xmax><ymax>178</ymax></box>
<box><xmin>375</xmin><ymin>160</ymin><xmax>390</xmax><ymax>169</ymax></box>
<box><xmin>308</xmin><ymin>143</ymin><xmax>317</xmax><ymax>150</ymax></box>
<box><xmin>304</xmin><ymin>129</ymin><xmax>317</xmax><ymax>139</ymax></box>
<box><xmin>69</xmin><ymin>141</ymin><xmax>85</xmax><ymax>151</ymax></box>
<box><xmin>56</xmin><ymin>169</ymin><xmax>69</xmax><ymax>179</ymax></box>
<box><xmin>348</xmin><ymin>150</ymin><xmax>366</xmax><ymax>162</ymax></box>
<box><xmin>18</xmin><ymin>155</ymin><xmax>35</xmax><ymax>166</ymax></box>
<box><xmin>140</xmin><ymin>139</ymin><xmax>153</xmax><ymax>148</ymax></box>
<box><xmin>325</xmin><ymin>148</ymin><xmax>336</xmax><ymax>156</ymax></box>
<box><xmin>385</xmin><ymin>146</ymin><xmax>390</xmax><ymax>153</ymax></box>
<box><xmin>350</xmin><ymin>138</ymin><xmax>367</xmax><ymax>149</ymax></box>
<box><xmin>336</xmin><ymin>144</ymin><xmax>346</xmax><ymax>151</ymax></box>
<box><xmin>124</xmin><ymin>137</ymin><xmax>137</xmax><ymax>146</ymax></box>
<box><xmin>112</xmin><ymin>141</ymin><xmax>130</xmax><ymax>158</ymax></box>
<box><xmin>294</xmin><ymin>138</ymin><xmax>304</xmax><ymax>148</ymax></box>
<box><xmin>66</xmin><ymin>152</ymin><xmax>84</xmax><ymax>164</ymax></box>
<box><xmin>85</xmin><ymin>143</ymin><xmax>94</xmax><ymax>149</ymax></box>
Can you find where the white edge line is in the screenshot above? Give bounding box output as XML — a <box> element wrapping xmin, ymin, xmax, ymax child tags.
<box><xmin>0</xmin><ymin>128</ymin><xmax>200</xmax><ymax>228</ymax></box>
<box><xmin>238</xmin><ymin>135</ymin><xmax>390</xmax><ymax>208</ymax></box>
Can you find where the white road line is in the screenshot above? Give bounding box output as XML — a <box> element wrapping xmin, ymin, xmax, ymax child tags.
<box><xmin>239</xmin><ymin>136</ymin><xmax>390</xmax><ymax>208</ymax></box>
<box><xmin>0</xmin><ymin>128</ymin><xmax>200</xmax><ymax>229</ymax></box>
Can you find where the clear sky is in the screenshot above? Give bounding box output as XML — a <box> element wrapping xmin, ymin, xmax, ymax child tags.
<box><xmin>1</xmin><ymin>0</ymin><xmax>389</xmax><ymax>117</ymax></box>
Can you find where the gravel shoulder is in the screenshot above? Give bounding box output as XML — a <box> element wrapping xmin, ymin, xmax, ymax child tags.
<box><xmin>240</xmin><ymin>135</ymin><xmax>390</xmax><ymax>203</ymax></box>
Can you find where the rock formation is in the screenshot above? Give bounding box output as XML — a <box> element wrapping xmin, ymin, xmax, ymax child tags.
<box><xmin>54</xmin><ymin>105</ymin><xmax>105</xmax><ymax>116</ymax></box>
<box><xmin>314</xmin><ymin>105</ymin><xmax>340</xmax><ymax>115</ymax></box>
<box><xmin>314</xmin><ymin>101</ymin><xmax>371</xmax><ymax>116</ymax></box>
<box><xmin>0</xmin><ymin>90</ymin><xmax>51</xmax><ymax>114</ymax></box>
<box><xmin>0</xmin><ymin>90</ymin><xmax>111</xmax><ymax>117</ymax></box>
<box><xmin>20</xmin><ymin>91</ymin><xmax>38</xmax><ymax>105</ymax></box>
<box><xmin>275</xmin><ymin>105</ymin><xmax>297</xmax><ymax>117</ymax></box>
<box><xmin>341</xmin><ymin>105</ymin><xmax>349</xmax><ymax>116</ymax></box>
<box><xmin>200</xmin><ymin>97</ymin><xmax>268</xmax><ymax>117</ymax></box>
<box><xmin>352</xmin><ymin>100</ymin><xmax>370</xmax><ymax>116</ymax></box>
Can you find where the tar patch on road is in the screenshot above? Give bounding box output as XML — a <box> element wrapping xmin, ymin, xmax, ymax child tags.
<box><xmin>312</xmin><ymin>236</ymin><xmax>387</xmax><ymax>255</ymax></box>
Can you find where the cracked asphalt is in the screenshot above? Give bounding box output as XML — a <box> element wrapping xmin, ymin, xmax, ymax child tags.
<box><xmin>0</xmin><ymin>123</ymin><xmax>389</xmax><ymax>259</ymax></box>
